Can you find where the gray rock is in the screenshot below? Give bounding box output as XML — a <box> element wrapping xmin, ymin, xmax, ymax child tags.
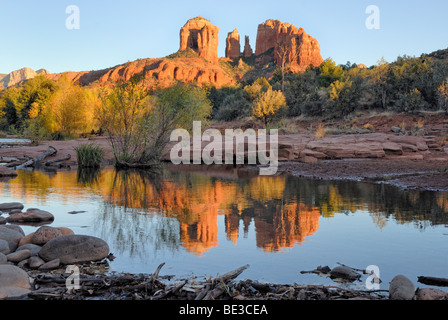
<box><xmin>0</xmin><ymin>239</ymin><xmax>10</xmax><ymax>254</ymax></box>
<box><xmin>329</xmin><ymin>266</ymin><xmax>361</xmax><ymax>282</ymax></box>
<box><xmin>0</xmin><ymin>202</ymin><xmax>24</xmax><ymax>211</ymax></box>
<box><xmin>0</xmin><ymin>265</ymin><xmax>32</xmax><ymax>299</ymax></box>
<box><xmin>29</xmin><ymin>256</ymin><xmax>45</xmax><ymax>269</ymax></box>
<box><xmin>3</xmin><ymin>224</ymin><xmax>25</xmax><ymax>236</ymax></box>
<box><xmin>389</xmin><ymin>275</ymin><xmax>415</xmax><ymax>300</ymax></box>
<box><xmin>0</xmin><ymin>252</ymin><xmax>7</xmax><ymax>265</ymax></box>
<box><xmin>8</xmin><ymin>209</ymin><xmax>22</xmax><ymax>215</ymax></box>
<box><xmin>17</xmin><ymin>259</ymin><xmax>29</xmax><ymax>268</ymax></box>
<box><xmin>16</xmin><ymin>243</ymin><xmax>42</xmax><ymax>256</ymax></box>
<box><xmin>0</xmin><ymin>216</ymin><xmax>6</xmax><ymax>224</ymax></box>
<box><xmin>0</xmin><ymin>225</ymin><xmax>23</xmax><ymax>243</ymax></box>
<box><xmin>38</xmin><ymin>258</ymin><xmax>60</xmax><ymax>270</ymax></box>
<box><xmin>6</xmin><ymin>249</ymin><xmax>31</xmax><ymax>263</ymax></box>
<box><xmin>39</xmin><ymin>234</ymin><xmax>109</xmax><ymax>264</ymax></box>
<box><xmin>6</xmin><ymin>209</ymin><xmax>54</xmax><ymax>223</ymax></box>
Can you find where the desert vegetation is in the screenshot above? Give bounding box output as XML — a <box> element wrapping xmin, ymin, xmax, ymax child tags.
<box><xmin>1</xmin><ymin>50</ymin><xmax>448</xmax><ymax>166</ymax></box>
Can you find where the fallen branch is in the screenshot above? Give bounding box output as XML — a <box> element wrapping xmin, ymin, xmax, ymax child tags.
<box><xmin>418</xmin><ymin>276</ymin><xmax>448</xmax><ymax>287</ymax></box>
<box><xmin>45</xmin><ymin>154</ymin><xmax>71</xmax><ymax>166</ymax></box>
<box><xmin>14</xmin><ymin>146</ymin><xmax>57</xmax><ymax>169</ymax></box>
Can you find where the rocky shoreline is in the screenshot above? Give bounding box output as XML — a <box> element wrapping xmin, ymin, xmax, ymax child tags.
<box><xmin>1</xmin><ymin>200</ymin><xmax>448</xmax><ymax>301</ymax></box>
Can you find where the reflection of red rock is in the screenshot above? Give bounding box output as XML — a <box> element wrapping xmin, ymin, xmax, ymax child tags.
<box><xmin>255</xmin><ymin>19</ymin><xmax>323</xmax><ymax>72</ymax></box>
<box><xmin>254</xmin><ymin>202</ymin><xmax>321</xmax><ymax>252</ymax></box>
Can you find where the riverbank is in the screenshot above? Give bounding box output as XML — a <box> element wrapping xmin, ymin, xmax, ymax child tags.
<box><xmin>1</xmin><ymin>131</ymin><xmax>447</xmax><ymax>191</ymax></box>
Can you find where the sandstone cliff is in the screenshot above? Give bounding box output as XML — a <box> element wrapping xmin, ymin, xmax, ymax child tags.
<box><xmin>243</xmin><ymin>36</ymin><xmax>253</xmax><ymax>58</ymax></box>
<box><xmin>0</xmin><ymin>67</ymin><xmax>36</xmax><ymax>89</ymax></box>
<box><xmin>225</xmin><ymin>29</ymin><xmax>241</xmax><ymax>59</ymax></box>
<box><xmin>39</xmin><ymin>17</ymin><xmax>323</xmax><ymax>89</ymax></box>
<box><xmin>47</xmin><ymin>56</ymin><xmax>236</xmax><ymax>89</ymax></box>
<box><xmin>255</xmin><ymin>19</ymin><xmax>323</xmax><ymax>72</ymax></box>
<box><xmin>179</xmin><ymin>16</ymin><xmax>219</xmax><ymax>62</ymax></box>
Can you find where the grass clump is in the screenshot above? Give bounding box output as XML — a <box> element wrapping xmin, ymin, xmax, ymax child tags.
<box><xmin>74</xmin><ymin>143</ymin><xmax>104</xmax><ymax>168</ymax></box>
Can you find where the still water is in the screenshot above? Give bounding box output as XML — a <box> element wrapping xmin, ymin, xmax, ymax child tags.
<box><xmin>1</xmin><ymin>164</ymin><xmax>447</xmax><ymax>289</ymax></box>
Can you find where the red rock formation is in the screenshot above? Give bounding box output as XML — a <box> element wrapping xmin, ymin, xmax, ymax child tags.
<box><xmin>255</xmin><ymin>19</ymin><xmax>323</xmax><ymax>72</ymax></box>
<box><xmin>225</xmin><ymin>29</ymin><xmax>241</xmax><ymax>59</ymax></box>
<box><xmin>47</xmin><ymin>56</ymin><xmax>236</xmax><ymax>89</ymax></box>
<box><xmin>179</xmin><ymin>16</ymin><xmax>219</xmax><ymax>62</ymax></box>
<box><xmin>243</xmin><ymin>36</ymin><xmax>253</xmax><ymax>57</ymax></box>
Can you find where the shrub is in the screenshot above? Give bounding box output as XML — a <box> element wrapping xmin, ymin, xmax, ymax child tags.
<box><xmin>74</xmin><ymin>143</ymin><xmax>104</xmax><ymax>168</ymax></box>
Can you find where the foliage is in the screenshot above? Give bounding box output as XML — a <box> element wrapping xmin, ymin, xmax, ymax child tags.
<box><xmin>74</xmin><ymin>143</ymin><xmax>104</xmax><ymax>168</ymax></box>
<box><xmin>97</xmin><ymin>77</ymin><xmax>150</xmax><ymax>165</ymax></box>
<box><xmin>251</xmin><ymin>87</ymin><xmax>287</xmax><ymax>125</ymax></box>
<box><xmin>318</xmin><ymin>58</ymin><xmax>344</xmax><ymax>87</ymax></box>
<box><xmin>98</xmin><ymin>79</ymin><xmax>212</xmax><ymax>167</ymax></box>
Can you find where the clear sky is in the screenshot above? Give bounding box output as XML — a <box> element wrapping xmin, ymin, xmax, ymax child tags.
<box><xmin>0</xmin><ymin>0</ymin><xmax>447</xmax><ymax>74</ymax></box>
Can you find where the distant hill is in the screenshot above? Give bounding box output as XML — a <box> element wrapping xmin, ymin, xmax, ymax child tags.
<box><xmin>0</xmin><ymin>67</ymin><xmax>49</xmax><ymax>89</ymax></box>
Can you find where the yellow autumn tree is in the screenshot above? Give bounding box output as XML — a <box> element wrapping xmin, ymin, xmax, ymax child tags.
<box><xmin>45</xmin><ymin>77</ymin><xmax>98</xmax><ymax>136</ymax></box>
<box><xmin>251</xmin><ymin>87</ymin><xmax>287</xmax><ymax>125</ymax></box>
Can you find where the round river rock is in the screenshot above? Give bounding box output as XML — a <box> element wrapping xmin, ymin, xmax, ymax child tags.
<box><xmin>39</xmin><ymin>234</ymin><xmax>110</xmax><ymax>264</ymax></box>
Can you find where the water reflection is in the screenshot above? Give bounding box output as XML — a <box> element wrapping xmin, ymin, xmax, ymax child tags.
<box><xmin>1</xmin><ymin>165</ymin><xmax>447</xmax><ymax>259</ymax></box>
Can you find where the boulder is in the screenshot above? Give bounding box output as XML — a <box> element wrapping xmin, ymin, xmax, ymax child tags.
<box><xmin>4</xmin><ymin>224</ymin><xmax>25</xmax><ymax>236</ymax></box>
<box><xmin>16</xmin><ymin>243</ymin><xmax>42</xmax><ymax>256</ymax></box>
<box><xmin>0</xmin><ymin>265</ymin><xmax>32</xmax><ymax>299</ymax></box>
<box><xmin>389</xmin><ymin>275</ymin><xmax>415</xmax><ymax>300</ymax></box>
<box><xmin>29</xmin><ymin>256</ymin><xmax>45</xmax><ymax>269</ymax></box>
<box><xmin>6</xmin><ymin>249</ymin><xmax>30</xmax><ymax>263</ymax></box>
<box><xmin>415</xmin><ymin>288</ymin><xmax>448</xmax><ymax>300</ymax></box>
<box><xmin>0</xmin><ymin>225</ymin><xmax>23</xmax><ymax>243</ymax></box>
<box><xmin>0</xmin><ymin>239</ymin><xmax>10</xmax><ymax>254</ymax></box>
<box><xmin>18</xmin><ymin>233</ymin><xmax>34</xmax><ymax>246</ymax></box>
<box><xmin>31</xmin><ymin>226</ymin><xmax>63</xmax><ymax>245</ymax></box>
<box><xmin>0</xmin><ymin>252</ymin><xmax>7</xmax><ymax>265</ymax></box>
<box><xmin>39</xmin><ymin>234</ymin><xmax>110</xmax><ymax>264</ymax></box>
<box><xmin>6</xmin><ymin>208</ymin><xmax>54</xmax><ymax>223</ymax></box>
<box><xmin>39</xmin><ymin>258</ymin><xmax>60</xmax><ymax>270</ymax></box>
<box><xmin>57</xmin><ymin>227</ymin><xmax>75</xmax><ymax>235</ymax></box>
<box><xmin>0</xmin><ymin>166</ymin><xmax>18</xmax><ymax>178</ymax></box>
<box><xmin>0</xmin><ymin>202</ymin><xmax>24</xmax><ymax>211</ymax></box>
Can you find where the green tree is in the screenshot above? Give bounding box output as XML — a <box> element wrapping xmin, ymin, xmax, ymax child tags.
<box><xmin>437</xmin><ymin>80</ymin><xmax>448</xmax><ymax>113</ymax></box>
<box><xmin>97</xmin><ymin>77</ymin><xmax>149</xmax><ymax>165</ymax></box>
<box><xmin>327</xmin><ymin>77</ymin><xmax>361</xmax><ymax>118</ymax></box>
<box><xmin>141</xmin><ymin>83</ymin><xmax>212</xmax><ymax>163</ymax></box>
<box><xmin>318</xmin><ymin>58</ymin><xmax>344</xmax><ymax>87</ymax></box>
<box><xmin>370</xmin><ymin>57</ymin><xmax>391</xmax><ymax>109</ymax></box>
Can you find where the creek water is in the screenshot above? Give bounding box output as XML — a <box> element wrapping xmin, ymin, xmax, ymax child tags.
<box><xmin>1</xmin><ymin>164</ymin><xmax>447</xmax><ymax>289</ymax></box>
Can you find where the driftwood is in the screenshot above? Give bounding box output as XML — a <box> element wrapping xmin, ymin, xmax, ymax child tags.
<box><xmin>44</xmin><ymin>154</ymin><xmax>71</xmax><ymax>166</ymax></box>
<box><xmin>24</xmin><ymin>261</ymin><xmax>391</xmax><ymax>300</ymax></box>
<box><xmin>418</xmin><ymin>276</ymin><xmax>448</xmax><ymax>287</ymax></box>
<box><xmin>14</xmin><ymin>146</ymin><xmax>57</xmax><ymax>169</ymax></box>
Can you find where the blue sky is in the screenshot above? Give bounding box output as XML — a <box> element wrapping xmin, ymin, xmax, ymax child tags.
<box><xmin>0</xmin><ymin>0</ymin><xmax>447</xmax><ymax>74</ymax></box>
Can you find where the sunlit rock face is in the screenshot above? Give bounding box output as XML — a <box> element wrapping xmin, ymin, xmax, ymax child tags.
<box><xmin>255</xmin><ymin>19</ymin><xmax>323</xmax><ymax>72</ymax></box>
<box><xmin>179</xmin><ymin>16</ymin><xmax>220</xmax><ymax>62</ymax></box>
<box><xmin>225</xmin><ymin>29</ymin><xmax>241</xmax><ymax>59</ymax></box>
